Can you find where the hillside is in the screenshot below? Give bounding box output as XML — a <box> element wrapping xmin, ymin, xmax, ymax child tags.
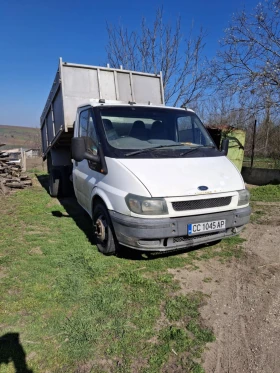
<box><xmin>0</xmin><ymin>124</ymin><xmax>40</xmax><ymax>150</ymax></box>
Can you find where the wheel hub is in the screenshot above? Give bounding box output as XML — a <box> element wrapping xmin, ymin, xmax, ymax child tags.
<box><xmin>95</xmin><ymin>216</ymin><xmax>107</xmax><ymax>242</ymax></box>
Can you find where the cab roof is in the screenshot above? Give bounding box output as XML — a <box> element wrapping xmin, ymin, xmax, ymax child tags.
<box><xmin>77</xmin><ymin>100</ymin><xmax>195</xmax><ymax>113</ymax></box>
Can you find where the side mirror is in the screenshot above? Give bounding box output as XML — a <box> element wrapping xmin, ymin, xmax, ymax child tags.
<box><xmin>71</xmin><ymin>137</ymin><xmax>100</xmax><ymax>163</ymax></box>
<box><xmin>221</xmin><ymin>138</ymin><xmax>229</xmax><ymax>156</ymax></box>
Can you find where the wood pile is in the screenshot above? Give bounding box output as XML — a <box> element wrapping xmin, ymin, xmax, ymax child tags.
<box><xmin>0</xmin><ymin>146</ymin><xmax>32</xmax><ymax>195</ymax></box>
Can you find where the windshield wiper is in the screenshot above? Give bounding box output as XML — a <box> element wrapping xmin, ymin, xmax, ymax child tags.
<box><xmin>180</xmin><ymin>146</ymin><xmax>203</xmax><ymax>157</ymax></box>
<box><xmin>180</xmin><ymin>145</ymin><xmax>216</xmax><ymax>157</ymax></box>
<box><xmin>125</xmin><ymin>144</ymin><xmax>183</xmax><ymax>157</ymax></box>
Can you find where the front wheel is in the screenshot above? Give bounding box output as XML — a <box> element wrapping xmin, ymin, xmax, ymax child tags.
<box><xmin>92</xmin><ymin>202</ymin><xmax>118</xmax><ymax>255</ymax></box>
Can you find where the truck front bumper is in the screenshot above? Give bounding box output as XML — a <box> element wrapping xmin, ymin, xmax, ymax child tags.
<box><xmin>109</xmin><ymin>206</ymin><xmax>251</xmax><ymax>251</ymax></box>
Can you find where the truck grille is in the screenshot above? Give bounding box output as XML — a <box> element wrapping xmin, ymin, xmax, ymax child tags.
<box><xmin>172</xmin><ymin>197</ymin><xmax>232</xmax><ymax>211</ymax></box>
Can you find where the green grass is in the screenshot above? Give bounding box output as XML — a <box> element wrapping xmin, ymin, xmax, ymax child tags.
<box><xmin>250</xmin><ymin>184</ymin><xmax>280</xmax><ymax>202</ymax></box>
<box><xmin>0</xmin><ymin>174</ymin><xmax>247</xmax><ymax>373</ymax></box>
<box><xmin>250</xmin><ymin>209</ymin><xmax>266</xmax><ymax>224</ymax></box>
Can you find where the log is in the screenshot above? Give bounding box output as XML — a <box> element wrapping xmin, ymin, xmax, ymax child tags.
<box><xmin>21</xmin><ymin>180</ymin><xmax>32</xmax><ymax>186</ymax></box>
<box><xmin>0</xmin><ymin>178</ymin><xmax>9</xmax><ymax>195</ymax></box>
<box><xmin>5</xmin><ymin>182</ymin><xmax>24</xmax><ymax>189</ymax></box>
<box><xmin>20</xmin><ymin>174</ymin><xmax>29</xmax><ymax>180</ymax></box>
<box><xmin>0</xmin><ymin>155</ymin><xmax>32</xmax><ymax>194</ymax></box>
<box><xmin>8</xmin><ymin>177</ymin><xmax>21</xmax><ymax>182</ymax></box>
<box><xmin>10</xmin><ymin>166</ymin><xmax>21</xmax><ymax>171</ymax></box>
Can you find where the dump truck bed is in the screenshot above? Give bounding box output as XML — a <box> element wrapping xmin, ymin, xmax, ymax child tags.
<box><xmin>40</xmin><ymin>58</ymin><xmax>165</xmax><ymax>157</ymax></box>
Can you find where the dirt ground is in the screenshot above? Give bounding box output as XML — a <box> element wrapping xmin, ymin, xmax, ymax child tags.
<box><xmin>170</xmin><ymin>201</ymin><xmax>280</xmax><ymax>373</ymax></box>
<box><xmin>26</xmin><ymin>156</ymin><xmax>46</xmax><ymax>171</ymax></box>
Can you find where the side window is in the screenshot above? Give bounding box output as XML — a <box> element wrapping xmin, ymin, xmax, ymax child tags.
<box><xmin>78</xmin><ymin>109</ymin><xmax>98</xmax><ymax>155</ymax></box>
<box><xmin>87</xmin><ymin>113</ymin><xmax>99</xmax><ymax>155</ymax></box>
<box><xmin>78</xmin><ymin>109</ymin><xmax>101</xmax><ymax>171</ymax></box>
<box><xmin>79</xmin><ymin>110</ymin><xmax>88</xmax><ymax>137</ymax></box>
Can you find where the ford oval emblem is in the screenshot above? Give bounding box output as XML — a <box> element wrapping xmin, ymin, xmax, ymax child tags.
<box><xmin>198</xmin><ymin>186</ymin><xmax>208</xmax><ymax>191</ymax></box>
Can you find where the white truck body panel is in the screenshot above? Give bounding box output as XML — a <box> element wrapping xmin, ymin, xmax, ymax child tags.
<box><xmin>73</xmin><ymin>156</ymin><xmax>151</xmax><ymax>217</ymax></box>
<box><xmin>73</xmin><ymin>155</ymin><xmax>244</xmax><ymax>220</ymax></box>
<box><xmin>117</xmin><ymin>157</ymin><xmax>244</xmax><ymax>198</ymax></box>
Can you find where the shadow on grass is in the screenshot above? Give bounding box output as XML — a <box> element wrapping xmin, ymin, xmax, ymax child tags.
<box><xmin>0</xmin><ymin>333</ymin><xmax>33</xmax><ymax>373</ymax></box>
<box><xmin>36</xmin><ymin>174</ymin><xmax>95</xmax><ymax>245</ymax></box>
<box><xmin>35</xmin><ymin>174</ymin><xmax>204</xmax><ymax>261</ymax></box>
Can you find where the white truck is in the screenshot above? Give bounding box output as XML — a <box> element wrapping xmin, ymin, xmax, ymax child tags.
<box><xmin>41</xmin><ymin>58</ymin><xmax>251</xmax><ymax>255</ymax></box>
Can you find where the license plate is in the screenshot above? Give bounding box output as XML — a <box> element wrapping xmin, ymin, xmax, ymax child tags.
<box><xmin>188</xmin><ymin>220</ymin><xmax>226</xmax><ymax>235</ymax></box>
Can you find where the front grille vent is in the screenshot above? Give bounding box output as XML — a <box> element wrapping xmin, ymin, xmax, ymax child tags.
<box><xmin>172</xmin><ymin>197</ymin><xmax>231</xmax><ymax>211</ymax></box>
<box><xmin>173</xmin><ymin>232</ymin><xmax>219</xmax><ymax>243</ymax></box>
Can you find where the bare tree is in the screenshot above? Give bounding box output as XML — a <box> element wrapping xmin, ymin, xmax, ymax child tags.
<box><xmin>205</xmin><ymin>1</ymin><xmax>280</xmax><ymax>162</ymax></box>
<box><xmin>106</xmin><ymin>8</ymin><xmax>209</xmax><ymax>107</ymax></box>
<box><xmin>211</xmin><ymin>0</ymin><xmax>280</xmax><ymax>110</ymax></box>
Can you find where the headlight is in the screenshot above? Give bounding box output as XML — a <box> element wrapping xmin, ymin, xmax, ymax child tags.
<box><xmin>125</xmin><ymin>194</ymin><xmax>168</xmax><ymax>215</ymax></box>
<box><xmin>237</xmin><ymin>189</ymin><xmax>250</xmax><ymax>206</ymax></box>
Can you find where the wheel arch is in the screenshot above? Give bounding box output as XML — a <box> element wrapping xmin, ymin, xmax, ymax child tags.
<box><xmin>91</xmin><ymin>188</ymin><xmax>114</xmax><ymax>218</ymax></box>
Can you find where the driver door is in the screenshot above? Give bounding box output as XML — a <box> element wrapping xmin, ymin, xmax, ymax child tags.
<box><xmin>73</xmin><ymin>108</ymin><xmax>103</xmax><ymax>214</ymax></box>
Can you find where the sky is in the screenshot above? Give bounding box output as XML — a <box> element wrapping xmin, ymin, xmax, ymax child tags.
<box><xmin>0</xmin><ymin>0</ymin><xmax>259</xmax><ymax>127</ymax></box>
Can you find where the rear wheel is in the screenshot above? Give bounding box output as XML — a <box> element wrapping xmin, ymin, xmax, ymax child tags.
<box><xmin>49</xmin><ymin>166</ymin><xmax>73</xmax><ymax>198</ymax></box>
<box><xmin>49</xmin><ymin>169</ymin><xmax>61</xmax><ymax>197</ymax></box>
<box><xmin>60</xmin><ymin>166</ymin><xmax>74</xmax><ymax>197</ymax></box>
<box><xmin>92</xmin><ymin>202</ymin><xmax>118</xmax><ymax>255</ymax></box>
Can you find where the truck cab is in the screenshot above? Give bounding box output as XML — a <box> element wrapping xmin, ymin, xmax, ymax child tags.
<box><xmin>71</xmin><ymin>102</ymin><xmax>251</xmax><ymax>255</ymax></box>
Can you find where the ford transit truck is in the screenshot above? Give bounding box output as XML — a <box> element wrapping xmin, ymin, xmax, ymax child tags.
<box><xmin>40</xmin><ymin>58</ymin><xmax>251</xmax><ymax>255</ymax></box>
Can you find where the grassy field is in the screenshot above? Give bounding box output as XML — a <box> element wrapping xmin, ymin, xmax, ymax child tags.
<box><xmin>0</xmin><ymin>125</ymin><xmax>39</xmax><ymax>149</ymax></box>
<box><xmin>0</xmin><ymin>174</ymin><xmax>250</xmax><ymax>373</ymax></box>
<box><xmin>250</xmin><ymin>183</ymin><xmax>280</xmax><ymax>202</ymax></box>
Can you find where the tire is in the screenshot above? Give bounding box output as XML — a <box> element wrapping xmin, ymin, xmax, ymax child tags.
<box><xmin>60</xmin><ymin>166</ymin><xmax>74</xmax><ymax>197</ymax></box>
<box><xmin>92</xmin><ymin>202</ymin><xmax>118</xmax><ymax>255</ymax></box>
<box><xmin>49</xmin><ymin>169</ymin><xmax>60</xmax><ymax>197</ymax></box>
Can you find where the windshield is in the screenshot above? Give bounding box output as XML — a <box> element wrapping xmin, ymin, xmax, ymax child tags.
<box><xmin>99</xmin><ymin>106</ymin><xmax>216</xmax><ymax>157</ymax></box>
